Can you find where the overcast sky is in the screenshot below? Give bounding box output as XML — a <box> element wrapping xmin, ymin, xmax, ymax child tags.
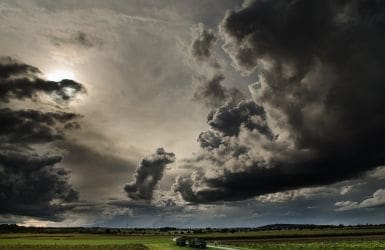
<box><xmin>1</xmin><ymin>0</ymin><xmax>385</xmax><ymax>227</ymax></box>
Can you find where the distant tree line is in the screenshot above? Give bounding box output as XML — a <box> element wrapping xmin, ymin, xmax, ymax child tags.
<box><xmin>2</xmin><ymin>223</ymin><xmax>385</xmax><ymax>234</ymax></box>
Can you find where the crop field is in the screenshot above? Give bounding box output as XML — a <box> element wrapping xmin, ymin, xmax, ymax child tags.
<box><xmin>225</xmin><ymin>240</ymin><xmax>385</xmax><ymax>249</ymax></box>
<box><xmin>2</xmin><ymin>228</ymin><xmax>385</xmax><ymax>249</ymax></box>
<box><xmin>201</xmin><ymin>228</ymin><xmax>385</xmax><ymax>249</ymax></box>
<box><xmin>0</xmin><ymin>234</ymin><xmax>182</xmax><ymax>250</ymax></box>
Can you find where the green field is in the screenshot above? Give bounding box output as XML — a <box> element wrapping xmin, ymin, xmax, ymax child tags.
<box><xmin>226</xmin><ymin>241</ymin><xmax>385</xmax><ymax>249</ymax></box>
<box><xmin>0</xmin><ymin>234</ymin><xmax>183</xmax><ymax>250</ymax></box>
<box><xmin>2</xmin><ymin>228</ymin><xmax>385</xmax><ymax>250</ymax></box>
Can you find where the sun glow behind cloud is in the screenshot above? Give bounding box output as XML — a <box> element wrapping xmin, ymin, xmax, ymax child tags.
<box><xmin>17</xmin><ymin>219</ymin><xmax>49</xmax><ymax>227</ymax></box>
<box><xmin>46</xmin><ymin>69</ymin><xmax>75</xmax><ymax>82</ymax></box>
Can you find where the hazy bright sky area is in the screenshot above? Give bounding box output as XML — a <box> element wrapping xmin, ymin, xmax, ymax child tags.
<box><xmin>1</xmin><ymin>0</ymin><xmax>385</xmax><ymax>227</ymax></box>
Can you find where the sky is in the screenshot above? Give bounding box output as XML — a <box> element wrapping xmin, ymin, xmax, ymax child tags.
<box><xmin>1</xmin><ymin>0</ymin><xmax>385</xmax><ymax>228</ymax></box>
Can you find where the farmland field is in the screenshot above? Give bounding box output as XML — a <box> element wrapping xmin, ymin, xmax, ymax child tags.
<box><xmin>0</xmin><ymin>234</ymin><xmax>182</xmax><ymax>250</ymax></box>
<box><xmin>2</xmin><ymin>228</ymin><xmax>385</xmax><ymax>249</ymax></box>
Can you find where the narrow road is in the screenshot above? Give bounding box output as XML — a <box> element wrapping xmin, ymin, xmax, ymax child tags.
<box><xmin>207</xmin><ymin>244</ymin><xmax>240</xmax><ymax>250</ymax></box>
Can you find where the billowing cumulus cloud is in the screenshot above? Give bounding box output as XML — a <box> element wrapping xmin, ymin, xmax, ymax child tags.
<box><xmin>207</xmin><ymin>100</ymin><xmax>272</xmax><ymax>137</ymax></box>
<box><xmin>369</xmin><ymin>166</ymin><xmax>385</xmax><ymax>180</ymax></box>
<box><xmin>0</xmin><ymin>57</ymin><xmax>85</xmax><ymax>220</ymax></box>
<box><xmin>125</xmin><ymin>148</ymin><xmax>175</xmax><ymax>200</ymax></box>
<box><xmin>336</xmin><ymin>189</ymin><xmax>385</xmax><ymax>211</ymax></box>
<box><xmin>174</xmin><ymin>0</ymin><xmax>385</xmax><ymax>203</ymax></box>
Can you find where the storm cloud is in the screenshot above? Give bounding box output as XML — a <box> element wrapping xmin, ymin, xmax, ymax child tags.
<box><xmin>125</xmin><ymin>148</ymin><xmax>175</xmax><ymax>201</ymax></box>
<box><xmin>0</xmin><ymin>147</ymin><xmax>78</xmax><ymax>220</ymax></box>
<box><xmin>0</xmin><ymin>57</ymin><xmax>84</xmax><ymax>219</ymax></box>
<box><xmin>207</xmin><ymin>100</ymin><xmax>272</xmax><ymax>137</ymax></box>
<box><xmin>174</xmin><ymin>0</ymin><xmax>385</xmax><ymax>203</ymax></box>
<box><xmin>0</xmin><ymin>108</ymin><xmax>81</xmax><ymax>144</ymax></box>
<box><xmin>3</xmin><ymin>0</ymin><xmax>385</xmax><ymax>227</ymax></box>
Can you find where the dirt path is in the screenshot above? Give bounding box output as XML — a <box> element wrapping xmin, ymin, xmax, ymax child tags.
<box><xmin>207</xmin><ymin>244</ymin><xmax>241</xmax><ymax>250</ymax></box>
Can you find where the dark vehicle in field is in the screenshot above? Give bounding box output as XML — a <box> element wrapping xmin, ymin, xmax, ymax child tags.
<box><xmin>173</xmin><ymin>237</ymin><xmax>206</xmax><ymax>248</ymax></box>
<box><xmin>187</xmin><ymin>238</ymin><xmax>206</xmax><ymax>248</ymax></box>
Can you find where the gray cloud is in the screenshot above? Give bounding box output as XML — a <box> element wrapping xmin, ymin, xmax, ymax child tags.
<box><xmin>336</xmin><ymin>189</ymin><xmax>385</xmax><ymax>211</ymax></box>
<box><xmin>368</xmin><ymin>166</ymin><xmax>385</xmax><ymax>180</ymax></box>
<box><xmin>207</xmin><ymin>100</ymin><xmax>272</xmax><ymax>137</ymax></box>
<box><xmin>0</xmin><ymin>57</ymin><xmax>85</xmax><ymax>103</ymax></box>
<box><xmin>174</xmin><ymin>0</ymin><xmax>385</xmax><ymax>203</ymax></box>
<box><xmin>0</xmin><ymin>57</ymin><xmax>40</xmax><ymax>79</ymax></box>
<box><xmin>191</xmin><ymin>25</ymin><xmax>217</xmax><ymax>61</ymax></box>
<box><xmin>193</xmin><ymin>74</ymin><xmax>226</xmax><ymax>108</ymax></box>
<box><xmin>256</xmin><ymin>186</ymin><xmax>352</xmax><ymax>204</ymax></box>
<box><xmin>0</xmin><ymin>57</ymin><xmax>85</xmax><ymax>220</ymax></box>
<box><xmin>0</xmin><ymin>147</ymin><xmax>78</xmax><ymax>220</ymax></box>
<box><xmin>189</xmin><ymin>24</ymin><xmax>244</xmax><ymax>108</ymax></box>
<box><xmin>125</xmin><ymin>148</ymin><xmax>175</xmax><ymax>200</ymax></box>
<box><xmin>192</xmin><ymin>73</ymin><xmax>244</xmax><ymax>108</ymax></box>
<box><xmin>0</xmin><ymin>108</ymin><xmax>81</xmax><ymax>144</ymax></box>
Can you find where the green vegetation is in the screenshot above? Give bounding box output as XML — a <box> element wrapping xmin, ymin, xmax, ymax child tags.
<box><xmin>2</xmin><ymin>227</ymin><xmax>385</xmax><ymax>250</ymax></box>
<box><xmin>0</xmin><ymin>234</ymin><xmax>183</xmax><ymax>250</ymax></box>
<box><xmin>0</xmin><ymin>245</ymin><xmax>147</xmax><ymax>250</ymax></box>
<box><xmin>196</xmin><ymin>227</ymin><xmax>385</xmax><ymax>240</ymax></box>
<box><xmin>227</xmin><ymin>240</ymin><xmax>385</xmax><ymax>249</ymax></box>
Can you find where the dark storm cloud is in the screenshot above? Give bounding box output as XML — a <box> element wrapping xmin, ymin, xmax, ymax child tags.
<box><xmin>0</xmin><ymin>57</ymin><xmax>40</xmax><ymax>79</ymax></box>
<box><xmin>0</xmin><ymin>108</ymin><xmax>81</xmax><ymax>144</ymax></box>
<box><xmin>197</xmin><ymin>130</ymin><xmax>222</xmax><ymax>149</ymax></box>
<box><xmin>125</xmin><ymin>148</ymin><xmax>175</xmax><ymax>200</ymax></box>
<box><xmin>174</xmin><ymin>0</ymin><xmax>385</xmax><ymax>203</ymax></box>
<box><xmin>207</xmin><ymin>100</ymin><xmax>272</xmax><ymax>137</ymax></box>
<box><xmin>0</xmin><ymin>57</ymin><xmax>85</xmax><ymax>102</ymax></box>
<box><xmin>190</xmin><ymin>25</ymin><xmax>244</xmax><ymax>108</ymax></box>
<box><xmin>196</xmin><ymin>100</ymin><xmax>273</xmax><ymax>151</ymax></box>
<box><xmin>0</xmin><ymin>148</ymin><xmax>78</xmax><ymax>220</ymax></box>
<box><xmin>0</xmin><ymin>57</ymin><xmax>85</xmax><ymax>219</ymax></box>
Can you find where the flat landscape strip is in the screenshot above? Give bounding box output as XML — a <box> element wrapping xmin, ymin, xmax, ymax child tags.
<box><xmin>217</xmin><ymin>234</ymin><xmax>385</xmax><ymax>243</ymax></box>
<box><xmin>226</xmin><ymin>240</ymin><xmax>385</xmax><ymax>249</ymax></box>
<box><xmin>0</xmin><ymin>244</ymin><xmax>148</xmax><ymax>250</ymax></box>
<box><xmin>3</xmin><ymin>229</ymin><xmax>385</xmax><ymax>250</ymax></box>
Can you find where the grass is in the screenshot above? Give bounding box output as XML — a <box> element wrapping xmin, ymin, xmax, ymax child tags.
<box><xmin>227</xmin><ymin>240</ymin><xmax>385</xmax><ymax>249</ymax></box>
<box><xmin>200</xmin><ymin>228</ymin><xmax>385</xmax><ymax>249</ymax></box>
<box><xmin>2</xmin><ymin>228</ymin><xmax>385</xmax><ymax>250</ymax></box>
<box><xmin>0</xmin><ymin>234</ymin><xmax>184</xmax><ymax>250</ymax></box>
<box><xmin>196</xmin><ymin>228</ymin><xmax>385</xmax><ymax>240</ymax></box>
<box><xmin>0</xmin><ymin>245</ymin><xmax>148</xmax><ymax>250</ymax></box>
